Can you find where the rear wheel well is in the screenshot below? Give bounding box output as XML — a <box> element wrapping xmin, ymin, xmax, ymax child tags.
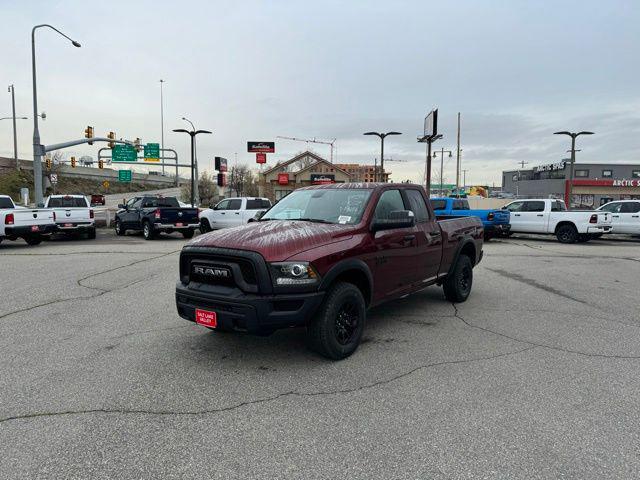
<box><xmin>554</xmin><ymin>221</ymin><xmax>577</xmax><ymax>234</ymax></box>
<box><xmin>332</xmin><ymin>269</ymin><xmax>371</xmax><ymax>307</ymax></box>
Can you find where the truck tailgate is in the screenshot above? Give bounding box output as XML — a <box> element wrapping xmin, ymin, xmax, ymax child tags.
<box><xmin>53</xmin><ymin>208</ymin><xmax>92</xmax><ymax>226</ymax></box>
<box><xmin>158</xmin><ymin>208</ymin><xmax>199</xmax><ymax>225</ymax></box>
<box><xmin>12</xmin><ymin>209</ymin><xmax>55</xmax><ymax>226</ymax></box>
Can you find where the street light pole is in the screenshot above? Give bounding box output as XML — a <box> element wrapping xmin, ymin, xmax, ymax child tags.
<box><xmin>363</xmin><ymin>131</ymin><xmax>402</xmax><ymax>182</ymax></box>
<box><xmin>553</xmin><ymin>130</ymin><xmax>594</xmax><ymax>209</ymax></box>
<box><xmin>160</xmin><ymin>79</ymin><xmax>165</xmax><ymax>176</ymax></box>
<box><xmin>173</xmin><ymin>126</ymin><xmax>212</xmax><ymax>207</ymax></box>
<box><xmin>31</xmin><ymin>24</ymin><xmax>81</xmax><ymax>205</ymax></box>
<box><xmin>433</xmin><ymin>148</ymin><xmax>452</xmax><ymax>195</ymax></box>
<box><xmin>462</xmin><ymin>169</ymin><xmax>468</xmax><ymax>191</ymax></box>
<box><xmin>8</xmin><ymin>85</ymin><xmax>19</xmax><ymax>169</ymax></box>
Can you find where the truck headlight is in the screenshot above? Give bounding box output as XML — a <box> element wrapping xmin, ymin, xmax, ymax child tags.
<box><xmin>269</xmin><ymin>262</ymin><xmax>319</xmax><ymax>286</ymax></box>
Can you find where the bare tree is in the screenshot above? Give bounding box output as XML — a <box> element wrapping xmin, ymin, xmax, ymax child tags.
<box><xmin>181</xmin><ymin>171</ymin><xmax>218</xmax><ymax>207</ymax></box>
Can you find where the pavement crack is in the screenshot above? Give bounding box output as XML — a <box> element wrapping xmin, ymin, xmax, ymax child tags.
<box><xmin>0</xmin><ymin>345</ymin><xmax>535</xmax><ymax>424</ymax></box>
<box><xmin>451</xmin><ymin>303</ymin><xmax>640</xmax><ymax>360</ymax></box>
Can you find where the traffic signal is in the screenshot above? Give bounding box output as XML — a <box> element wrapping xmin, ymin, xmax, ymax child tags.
<box><xmin>98</xmin><ymin>159</ymin><xmax>104</xmax><ymax>169</ymax></box>
<box><xmin>107</xmin><ymin>131</ymin><xmax>116</xmax><ymax>149</ymax></box>
<box><xmin>134</xmin><ymin>137</ymin><xmax>141</xmax><ymax>153</ymax></box>
<box><xmin>45</xmin><ymin>157</ymin><xmax>52</xmax><ymax>170</ymax></box>
<box><xmin>71</xmin><ymin>156</ymin><xmax>77</xmax><ymax>168</ymax></box>
<box><xmin>84</xmin><ymin>126</ymin><xmax>94</xmax><ymax>145</ymax></box>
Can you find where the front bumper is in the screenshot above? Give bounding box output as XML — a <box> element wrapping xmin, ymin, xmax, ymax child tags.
<box><xmin>587</xmin><ymin>225</ymin><xmax>612</xmax><ymax>234</ymax></box>
<box><xmin>4</xmin><ymin>224</ymin><xmax>57</xmax><ymax>236</ymax></box>
<box><xmin>175</xmin><ymin>282</ymin><xmax>325</xmax><ymax>334</ymax></box>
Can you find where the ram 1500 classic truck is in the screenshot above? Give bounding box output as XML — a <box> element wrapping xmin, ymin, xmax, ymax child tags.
<box><xmin>0</xmin><ymin>195</ymin><xmax>57</xmax><ymax>246</ymax></box>
<box><xmin>597</xmin><ymin>200</ymin><xmax>640</xmax><ymax>235</ymax></box>
<box><xmin>199</xmin><ymin>197</ymin><xmax>272</xmax><ymax>231</ymax></box>
<box><xmin>176</xmin><ymin>183</ymin><xmax>484</xmax><ymax>359</ymax></box>
<box><xmin>115</xmin><ymin>195</ymin><xmax>199</xmax><ymax>240</ymax></box>
<box><xmin>502</xmin><ymin>198</ymin><xmax>612</xmax><ymax>243</ymax></box>
<box><xmin>431</xmin><ymin>197</ymin><xmax>510</xmax><ymax>241</ymax></box>
<box><xmin>44</xmin><ymin>195</ymin><xmax>95</xmax><ymax>239</ymax></box>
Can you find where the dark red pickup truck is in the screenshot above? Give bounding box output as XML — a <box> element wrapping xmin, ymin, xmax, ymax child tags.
<box><xmin>176</xmin><ymin>183</ymin><xmax>483</xmax><ymax>359</ymax></box>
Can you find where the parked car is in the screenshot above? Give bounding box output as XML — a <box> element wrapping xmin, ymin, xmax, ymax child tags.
<box><xmin>90</xmin><ymin>194</ymin><xmax>105</xmax><ymax>207</ymax></box>
<box><xmin>0</xmin><ymin>195</ymin><xmax>57</xmax><ymax>246</ymax></box>
<box><xmin>431</xmin><ymin>197</ymin><xmax>510</xmax><ymax>241</ymax></box>
<box><xmin>44</xmin><ymin>195</ymin><xmax>95</xmax><ymax>239</ymax></box>
<box><xmin>199</xmin><ymin>197</ymin><xmax>272</xmax><ymax>231</ymax></box>
<box><xmin>115</xmin><ymin>195</ymin><xmax>199</xmax><ymax>240</ymax></box>
<box><xmin>176</xmin><ymin>183</ymin><xmax>484</xmax><ymax>359</ymax></box>
<box><xmin>502</xmin><ymin>198</ymin><xmax>612</xmax><ymax>243</ymax></box>
<box><xmin>596</xmin><ymin>200</ymin><xmax>640</xmax><ymax>235</ymax></box>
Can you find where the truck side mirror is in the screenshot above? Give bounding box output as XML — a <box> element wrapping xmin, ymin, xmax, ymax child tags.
<box><xmin>118</xmin><ymin>203</ymin><xmax>126</xmax><ymax>209</ymax></box>
<box><xmin>371</xmin><ymin>210</ymin><xmax>415</xmax><ymax>232</ymax></box>
<box><xmin>37</xmin><ymin>202</ymin><xmax>44</xmax><ymax>208</ymax></box>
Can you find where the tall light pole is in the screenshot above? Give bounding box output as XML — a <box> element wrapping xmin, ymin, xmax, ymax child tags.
<box><xmin>31</xmin><ymin>24</ymin><xmax>81</xmax><ymax>205</ymax></box>
<box><xmin>433</xmin><ymin>148</ymin><xmax>452</xmax><ymax>195</ymax></box>
<box><xmin>553</xmin><ymin>130</ymin><xmax>594</xmax><ymax>209</ymax></box>
<box><xmin>462</xmin><ymin>169</ymin><xmax>469</xmax><ymax>192</ymax></box>
<box><xmin>3</xmin><ymin>83</ymin><xmax>28</xmax><ymax>169</ymax></box>
<box><xmin>363</xmin><ymin>131</ymin><xmax>402</xmax><ymax>182</ymax></box>
<box><xmin>160</xmin><ymin>79</ymin><xmax>165</xmax><ymax>176</ymax></box>
<box><xmin>173</xmin><ymin>125</ymin><xmax>211</xmax><ymax>207</ymax></box>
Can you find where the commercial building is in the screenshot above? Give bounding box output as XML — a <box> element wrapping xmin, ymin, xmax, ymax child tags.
<box><xmin>259</xmin><ymin>151</ymin><xmax>351</xmax><ymax>201</ymax></box>
<box><xmin>333</xmin><ymin>163</ymin><xmax>390</xmax><ymax>183</ymax></box>
<box><xmin>502</xmin><ymin>161</ymin><xmax>640</xmax><ymax>208</ymax></box>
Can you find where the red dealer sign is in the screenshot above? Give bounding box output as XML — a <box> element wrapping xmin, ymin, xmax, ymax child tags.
<box><xmin>278</xmin><ymin>173</ymin><xmax>289</xmax><ymax>185</ymax></box>
<box><xmin>256</xmin><ymin>153</ymin><xmax>267</xmax><ymax>164</ymax></box>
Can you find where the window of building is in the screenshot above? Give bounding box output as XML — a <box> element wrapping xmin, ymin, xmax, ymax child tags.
<box><xmin>575</xmin><ymin>169</ymin><xmax>589</xmax><ymax>177</ymax></box>
<box><xmin>602</xmin><ymin>169</ymin><xmax>613</xmax><ymax>178</ymax></box>
<box><xmin>632</xmin><ymin>170</ymin><xmax>640</xmax><ymax>179</ymax></box>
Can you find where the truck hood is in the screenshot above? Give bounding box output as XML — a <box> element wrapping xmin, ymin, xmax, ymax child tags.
<box><xmin>187</xmin><ymin>220</ymin><xmax>355</xmax><ymax>262</ymax></box>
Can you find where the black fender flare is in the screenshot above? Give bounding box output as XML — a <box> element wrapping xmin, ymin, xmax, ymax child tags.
<box><xmin>447</xmin><ymin>236</ymin><xmax>478</xmax><ymax>277</ymax></box>
<box><xmin>318</xmin><ymin>258</ymin><xmax>374</xmax><ymax>305</ymax></box>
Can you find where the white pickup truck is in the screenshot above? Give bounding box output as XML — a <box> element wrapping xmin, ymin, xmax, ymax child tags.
<box><xmin>502</xmin><ymin>198</ymin><xmax>612</xmax><ymax>243</ymax></box>
<box><xmin>0</xmin><ymin>195</ymin><xmax>57</xmax><ymax>246</ymax></box>
<box><xmin>597</xmin><ymin>200</ymin><xmax>640</xmax><ymax>235</ymax></box>
<box><xmin>199</xmin><ymin>197</ymin><xmax>272</xmax><ymax>231</ymax></box>
<box><xmin>44</xmin><ymin>195</ymin><xmax>96</xmax><ymax>239</ymax></box>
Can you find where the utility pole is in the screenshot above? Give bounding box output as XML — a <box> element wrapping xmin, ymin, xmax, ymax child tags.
<box><xmin>455</xmin><ymin>112</ymin><xmax>461</xmax><ymax>197</ymax></box>
<box><xmin>9</xmin><ymin>85</ymin><xmax>18</xmax><ymax>169</ymax></box>
<box><xmin>553</xmin><ymin>130</ymin><xmax>594</xmax><ymax>209</ymax></box>
<box><xmin>515</xmin><ymin>160</ymin><xmax>528</xmax><ymax>197</ymax></box>
<box><xmin>160</xmin><ymin>79</ymin><xmax>165</xmax><ymax>176</ymax></box>
<box><xmin>433</xmin><ymin>148</ymin><xmax>453</xmax><ymax>195</ymax></box>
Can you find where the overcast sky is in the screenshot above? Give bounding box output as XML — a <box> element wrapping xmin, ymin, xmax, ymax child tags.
<box><xmin>1</xmin><ymin>0</ymin><xmax>638</xmax><ymax>186</ymax></box>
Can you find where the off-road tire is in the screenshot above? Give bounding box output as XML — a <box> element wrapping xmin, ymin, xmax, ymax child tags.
<box><xmin>24</xmin><ymin>236</ymin><xmax>42</xmax><ymax>246</ymax></box>
<box><xmin>200</xmin><ymin>219</ymin><xmax>211</xmax><ymax>233</ymax></box>
<box><xmin>182</xmin><ymin>229</ymin><xmax>194</xmax><ymax>239</ymax></box>
<box><xmin>443</xmin><ymin>254</ymin><xmax>473</xmax><ymax>303</ymax></box>
<box><xmin>556</xmin><ymin>224</ymin><xmax>578</xmax><ymax>244</ymax></box>
<box><xmin>143</xmin><ymin>221</ymin><xmax>155</xmax><ymax>240</ymax></box>
<box><xmin>87</xmin><ymin>228</ymin><xmax>96</xmax><ymax>240</ymax></box>
<box><xmin>115</xmin><ymin>219</ymin><xmax>126</xmax><ymax>236</ymax></box>
<box><xmin>307</xmin><ymin>282</ymin><xmax>366</xmax><ymax>360</ymax></box>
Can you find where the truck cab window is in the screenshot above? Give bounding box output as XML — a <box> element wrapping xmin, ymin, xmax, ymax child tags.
<box><xmin>374</xmin><ymin>190</ymin><xmax>405</xmax><ymax>220</ymax></box>
<box><xmin>228</xmin><ymin>199</ymin><xmax>242</xmax><ymax>210</ymax></box>
<box><xmin>504</xmin><ymin>201</ymin><xmax>524</xmax><ymax>212</ymax></box>
<box><xmin>404</xmin><ymin>190</ymin><xmax>428</xmax><ymax>222</ymax></box>
<box><xmin>216</xmin><ymin>200</ymin><xmax>230</xmax><ymax>210</ymax></box>
<box><xmin>525</xmin><ymin>201</ymin><xmax>545</xmax><ymax>212</ymax></box>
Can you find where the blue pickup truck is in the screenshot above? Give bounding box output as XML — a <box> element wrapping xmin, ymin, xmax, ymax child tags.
<box><xmin>432</xmin><ymin>197</ymin><xmax>510</xmax><ymax>241</ymax></box>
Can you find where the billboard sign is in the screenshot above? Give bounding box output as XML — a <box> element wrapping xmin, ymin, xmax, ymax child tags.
<box><xmin>256</xmin><ymin>153</ymin><xmax>267</xmax><ymax>164</ymax></box>
<box><xmin>310</xmin><ymin>174</ymin><xmax>335</xmax><ymax>185</ymax></box>
<box><xmin>215</xmin><ymin>157</ymin><xmax>228</xmax><ymax>172</ymax></box>
<box><xmin>423</xmin><ymin>109</ymin><xmax>438</xmax><ymax>139</ymax></box>
<box><xmin>247</xmin><ymin>141</ymin><xmax>275</xmax><ymax>153</ymax></box>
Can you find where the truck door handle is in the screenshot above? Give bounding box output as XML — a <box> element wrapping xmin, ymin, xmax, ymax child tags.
<box><xmin>403</xmin><ymin>234</ymin><xmax>416</xmax><ymax>242</ymax></box>
<box><xmin>632</xmin><ymin>215</ymin><xmax>639</xmax><ymax>218</ymax></box>
<box><xmin>536</xmin><ymin>214</ymin><xmax>543</xmax><ymax>217</ymax></box>
<box><xmin>220</xmin><ymin>212</ymin><xmax>225</xmax><ymax>215</ymax></box>
<box><xmin>514</xmin><ymin>213</ymin><xmax>521</xmax><ymax>216</ymax></box>
<box><xmin>430</xmin><ymin>230</ymin><xmax>441</xmax><ymax>236</ymax></box>
<box><xmin>235</xmin><ymin>212</ymin><xmax>240</xmax><ymax>215</ymax></box>
<box><xmin>613</xmin><ymin>215</ymin><xmax>619</xmax><ymax>218</ymax></box>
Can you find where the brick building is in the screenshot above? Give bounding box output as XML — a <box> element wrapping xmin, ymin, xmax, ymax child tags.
<box><xmin>333</xmin><ymin>163</ymin><xmax>390</xmax><ymax>183</ymax></box>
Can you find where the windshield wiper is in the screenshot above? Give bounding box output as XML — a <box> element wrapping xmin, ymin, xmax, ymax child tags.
<box><xmin>296</xmin><ymin>218</ymin><xmax>333</xmax><ymax>224</ymax></box>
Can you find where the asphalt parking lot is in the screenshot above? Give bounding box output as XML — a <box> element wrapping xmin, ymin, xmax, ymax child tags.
<box><xmin>1</xmin><ymin>230</ymin><xmax>639</xmax><ymax>479</ymax></box>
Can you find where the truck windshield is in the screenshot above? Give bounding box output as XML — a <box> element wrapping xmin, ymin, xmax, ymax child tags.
<box><xmin>48</xmin><ymin>197</ymin><xmax>87</xmax><ymax>208</ymax></box>
<box><xmin>261</xmin><ymin>189</ymin><xmax>371</xmax><ymax>225</ymax></box>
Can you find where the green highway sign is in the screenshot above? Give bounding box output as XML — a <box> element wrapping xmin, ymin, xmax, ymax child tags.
<box><xmin>144</xmin><ymin>143</ymin><xmax>160</xmax><ymax>162</ymax></box>
<box><xmin>118</xmin><ymin>170</ymin><xmax>132</xmax><ymax>182</ymax></box>
<box><xmin>112</xmin><ymin>144</ymin><xmax>138</xmax><ymax>162</ymax></box>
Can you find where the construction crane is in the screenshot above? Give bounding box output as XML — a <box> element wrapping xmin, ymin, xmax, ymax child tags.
<box><xmin>276</xmin><ymin>136</ymin><xmax>337</xmax><ymax>162</ymax></box>
<box><xmin>384</xmin><ymin>157</ymin><xmax>409</xmax><ymax>163</ymax></box>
